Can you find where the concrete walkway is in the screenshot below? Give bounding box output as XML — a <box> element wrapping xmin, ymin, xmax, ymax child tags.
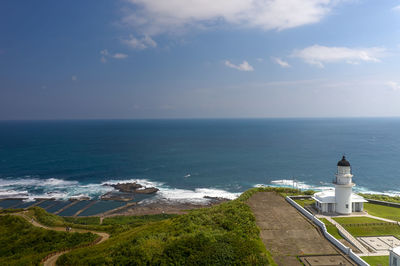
<box><xmin>324</xmin><ymin>216</ymin><xmax>370</xmax><ymax>254</ymax></box>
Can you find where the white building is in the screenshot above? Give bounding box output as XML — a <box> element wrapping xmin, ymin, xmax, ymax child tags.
<box><xmin>313</xmin><ymin>156</ymin><xmax>367</xmax><ymax>214</ymax></box>
<box><xmin>390</xmin><ymin>246</ymin><xmax>400</xmax><ymax>266</ymax></box>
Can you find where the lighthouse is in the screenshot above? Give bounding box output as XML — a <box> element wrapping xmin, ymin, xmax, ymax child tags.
<box><xmin>313</xmin><ymin>156</ymin><xmax>366</xmax><ymax>214</ymax></box>
<box><xmin>334</xmin><ymin>156</ymin><xmax>354</xmax><ymax>214</ymax></box>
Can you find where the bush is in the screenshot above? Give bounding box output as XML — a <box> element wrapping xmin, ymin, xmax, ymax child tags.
<box><xmin>58</xmin><ymin>192</ymin><xmax>274</xmax><ymax>265</ymax></box>
<box><xmin>0</xmin><ymin>215</ymin><xmax>97</xmax><ymax>265</ymax></box>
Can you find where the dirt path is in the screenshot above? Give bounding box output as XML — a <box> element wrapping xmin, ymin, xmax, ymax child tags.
<box><xmin>12</xmin><ymin>212</ymin><xmax>109</xmax><ymax>266</ymax></box>
<box><xmin>247</xmin><ymin>192</ymin><xmax>354</xmax><ymax>266</ymax></box>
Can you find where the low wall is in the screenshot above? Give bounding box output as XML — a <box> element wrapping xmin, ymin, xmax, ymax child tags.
<box><xmin>286</xmin><ymin>196</ymin><xmax>369</xmax><ymax>266</ymax></box>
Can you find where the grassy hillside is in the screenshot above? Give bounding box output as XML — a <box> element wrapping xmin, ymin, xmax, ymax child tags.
<box><xmin>57</xmin><ymin>188</ymin><xmax>279</xmax><ymax>265</ymax></box>
<box><xmin>26</xmin><ymin>207</ymin><xmax>176</xmax><ymax>235</ymax></box>
<box><xmin>0</xmin><ymin>215</ymin><xmax>97</xmax><ymax>265</ymax></box>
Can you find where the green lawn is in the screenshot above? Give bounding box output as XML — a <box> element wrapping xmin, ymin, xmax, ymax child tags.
<box><xmin>364</xmin><ymin>203</ymin><xmax>400</xmax><ymax>222</ymax></box>
<box><xmin>361</xmin><ymin>255</ymin><xmax>389</xmax><ymax>266</ymax></box>
<box><xmin>359</xmin><ymin>193</ymin><xmax>400</xmax><ymax>204</ymax></box>
<box><xmin>333</xmin><ymin>216</ymin><xmax>388</xmax><ymax>225</ymax></box>
<box><xmin>319</xmin><ymin>218</ymin><xmax>343</xmax><ymax>239</ymax></box>
<box><xmin>293</xmin><ymin>198</ymin><xmax>315</xmax><ymax>207</ymax></box>
<box><xmin>333</xmin><ymin>217</ymin><xmax>400</xmax><ymax>238</ymax></box>
<box><xmin>0</xmin><ymin>215</ymin><xmax>97</xmax><ymax>265</ymax></box>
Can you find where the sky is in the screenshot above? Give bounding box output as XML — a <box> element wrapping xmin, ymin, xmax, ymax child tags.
<box><xmin>1</xmin><ymin>0</ymin><xmax>400</xmax><ymax>120</ymax></box>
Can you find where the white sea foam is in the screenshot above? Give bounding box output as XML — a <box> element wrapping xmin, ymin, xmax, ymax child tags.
<box><xmin>0</xmin><ymin>176</ymin><xmax>240</xmax><ymax>204</ymax></box>
<box><xmin>0</xmin><ymin>178</ymin><xmax>78</xmax><ymax>187</ymax></box>
<box><xmin>105</xmin><ymin>178</ymin><xmax>241</xmax><ymax>204</ymax></box>
<box><xmin>266</xmin><ymin>179</ymin><xmax>400</xmax><ymax>197</ymax></box>
<box><xmin>268</xmin><ymin>179</ymin><xmax>333</xmax><ymax>191</ymax></box>
<box><xmin>0</xmin><ymin>189</ymin><xmax>29</xmax><ymax>199</ymax></box>
<box><xmin>150</xmin><ymin>187</ymin><xmax>241</xmax><ymax>204</ymax></box>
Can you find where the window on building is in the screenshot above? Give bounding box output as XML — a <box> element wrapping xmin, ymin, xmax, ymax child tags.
<box><xmin>393</xmin><ymin>256</ymin><xmax>397</xmax><ymax>266</ymax></box>
<box><xmin>346</xmin><ymin>204</ymin><xmax>348</xmax><ymax>209</ymax></box>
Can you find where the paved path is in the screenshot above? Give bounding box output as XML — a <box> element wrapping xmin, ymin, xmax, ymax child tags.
<box><xmin>247</xmin><ymin>192</ymin><xmax>354</xmax><ymax>266</ymax></box>
<box><xmin>8</xmin><ymin>212</ymin><xmax>109</xmax><ymax>266</ymax></box>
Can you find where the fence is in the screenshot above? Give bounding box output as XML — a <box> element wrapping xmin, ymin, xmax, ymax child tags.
<box><xmin>286</xmin><ymin>196</ymin><xmax>369</xmax><ymax>266</ymax></box>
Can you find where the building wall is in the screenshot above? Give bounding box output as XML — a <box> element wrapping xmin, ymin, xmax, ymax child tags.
<box><xmin>335</xmin><ymin>186</ymin><xmax>352</xmax><ymax>214</ymax></box>
<box><xmin>336</xmin><ymin>166</ymin><xmax>353</xmax><ymax>184</ymax></box>
<box><xmin>390</xmin><ymin>251</ymin><xmax>400</xmax><ymax>266</ymax></box>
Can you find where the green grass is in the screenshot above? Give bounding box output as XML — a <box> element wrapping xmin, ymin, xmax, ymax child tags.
<box><xmin>293</xmin><ymin>198</ymin><xmax>315</xmax><ymax>207</ymax></box>
<box><xmin>360</xmin><ymin>255</ymin><xmax>389</xmax><ymax>266</ymax></box>
<box><xmin>333</xmin><ymin>216</ymin><xmax>388</xmax><ymax>225</ymax></box>
<box><xmin>57</xmin><ymin>188</ymin><xmax>276</xmax><ymax>265</ymax></box>
<box><xmin>359</xmin><ymin>193</ymin><xmax>400</xmax><ymax>204</ymax></box>
<box><xmin>319</xmin><ymin>218</ymin><xmax>343</xmax><ymax>239</ymax></box>
<box><xmin>25</xmin><ymin>207</ymin><xmax>176</xmax><ymax>235</ymax></box>
<box><xmin>0</xmin><ymin>215</ymin><xmax>97</xmax><ymax>266</ymax></box>
<box><xmin>334</xmin><ymin>217</ymin><xmax>400</xmax><ymax>238</ymax></box>
<box><xmin>364</xmin><ymin>203</ymin><xmax>400</xmax><ymax>222</ymax></box>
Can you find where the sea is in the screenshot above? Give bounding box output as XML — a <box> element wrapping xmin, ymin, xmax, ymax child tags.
<box><xmin>1</xmin><ymin>118</ymin><xmax>400</xmax><ymax>205</ymax></box>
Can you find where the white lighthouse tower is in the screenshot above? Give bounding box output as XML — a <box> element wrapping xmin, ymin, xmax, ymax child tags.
<box><xmin>334</xmin><ymin>156</ymin><xmax>354</xmax><ymax>214</ymax></box>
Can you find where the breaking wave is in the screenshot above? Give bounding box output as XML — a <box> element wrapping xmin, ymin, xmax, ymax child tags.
<box><xmin>264</xmin><ymin>179</ymin><xmax>400</xmax><ymax>197</ymax></box>
<box><xmin>0</xmin><ymin>177</ymin><xmax>240</xmax><ymax>204</ymax></box>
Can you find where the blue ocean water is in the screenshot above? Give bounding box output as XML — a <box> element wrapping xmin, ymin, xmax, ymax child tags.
<box><xmin>1</xmin><ymin>118</ymin><xmax>400</xmax><ymax>202</ymax></box>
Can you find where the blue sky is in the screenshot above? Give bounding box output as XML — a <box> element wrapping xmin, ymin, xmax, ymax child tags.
<box><xmin>1</xmin><ymin>0</ymin><xmax>400</xmax><ymax>119</ymax></box>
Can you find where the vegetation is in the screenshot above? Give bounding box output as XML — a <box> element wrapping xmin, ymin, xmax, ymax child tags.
<box><xmin>333</xmin><ymin>217</ymin><xmax>400</xmax><ymax>238</ymax></box>
<box><xmin>364</xmin><ymin>203</ymin><xmax>400</xmax><ymax>222</ymax></box>
<box><xmin>294</xmin><ymin>198</ymin><xmax>315</xmax><ymax>207</ymax></box>
<box><xmin>333</xmin><ymin>216</ymin><xmax>388</xmax><ymax>225</ymax></box>
<box><xmin>319</xmin><ymin>218</ymin><xmax>343</xmax><ymax>239</ymax></box>
<box><xmin>0</xmin><ymin>208</ymin><xmax>24</xmax><ymax>214</ymax></box>
<box><xmin>23</xmin><ymin>207</ymin><xmax>176</xmax><ymax>236</ymax></box>
<box><xmin>239</xmin><ymin>186</ymin><xmax>315</xmax><ymax>200</ymax></box>
<box><xmin>58</xmin><ymin>188</ymin><xmax>276</xmax><ymax>265</ymax></box>
<box><xmin>360</xmin><ymin>255</ymin><xmax>389</xmax><ymax>266</ymax></box>
<box><xmin>0</xmin><ymin>215</ymin><xmax>97</xmax><ymax>265</ymax></box>
<box><xmin>359</xmin><ymin>193</ymin><xmax>400</xmax><ymax>204</ymax></box>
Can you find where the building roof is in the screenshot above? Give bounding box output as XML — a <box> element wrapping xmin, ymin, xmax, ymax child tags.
<box><xmin>337</xmin><ymin>155</ymin><xmax>351</xmax><ymax>167</ymax></box>
<box><xmin>313</xmin><ymin>189</ymin><xmax>367</xmax><ymax>204</ymax></box>
<box><xmin>391</xmin><ymin>246</ymin><xmax>400</xmax><ymax>256</ymax></box>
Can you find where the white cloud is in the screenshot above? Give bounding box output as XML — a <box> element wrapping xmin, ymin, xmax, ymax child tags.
<box><xmin>386</xmin><ymin>81</ymin><xmax>400</xmax><ymax>91</ymax></box>
<box><xmin>392</xmin><ymin>5</ymin><xmax>400</xmax><ymax>11</ymax></box>
<box><xmin>100</xmin><ymin>49</ymin><xmax>109</xmax><ymax>56</ymax></box>
<box><xmin>112</xmin><ymin>53</ymin><xmax>128</xmax><ymax>59</ymax></box>
<box><xmin>100</xmin><ymin>49</ymin><xmax>128</xmax><ymax>62</ymax></box>
<box><xmin>122</xmin><ymin>35</ymin><xmax>157</xmax><ymax>49</ymax></box>
<box><xmin>122</xmin><ymin>0</ymin><xmax>346</xmax><ymax>36</ymax></box>
<box><xmin>224</xmin><ymin>60</ymin><xmax>254</xmax><ymax>71</ymax></box>
<box><xmin>71</xmin><ymin>75</ymin><xmax>77</xmax><ymax>81</ymax></box>
<box><xmin>292</xmin><ymin>45</ymin><xmax>385</xmax><ymax>67</ymax></box>
<box><xmin>272</xmin><ymin>57</ymin><xmax>291</xmax><ymax>68</ymax></box>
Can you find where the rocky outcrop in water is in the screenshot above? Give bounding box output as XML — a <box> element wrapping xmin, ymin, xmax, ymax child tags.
<box><xmin>101</xmin><ymin>182</ymin><xmax>159</xmax><ymax>201</ymax></box>
<box><xmin>106</xmin><ymin>182</ymin><xmax>159</xmax><ymax>194</ymax></box>
<box><xmin>101</xmin><ymin>191</ymin><xmax>135</xmax><ymax>201</ymax></box>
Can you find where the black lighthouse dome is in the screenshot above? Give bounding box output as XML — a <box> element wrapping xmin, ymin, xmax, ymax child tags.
<box><xmin>337</xmin><ymin>156</ymin><xmax>350</xmax><ymax>167</ymax></box>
